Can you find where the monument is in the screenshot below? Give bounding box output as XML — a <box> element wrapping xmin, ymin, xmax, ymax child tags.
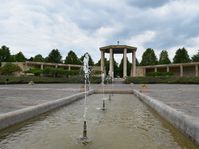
<box><xmin>99</xmin><ymin>45</ymin><xmax>137</xmax><ymax>78</ymax></box>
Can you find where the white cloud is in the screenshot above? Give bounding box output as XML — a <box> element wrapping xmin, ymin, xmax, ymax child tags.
<box><xmin>125</xmin><ymin>31</ymin><xmax>156</xmax><ymax>62</ymax></box>
<box><xmin>0</xmin><ymin>0</ymin><xmax>199</xmax><ymax>63</ymax></box>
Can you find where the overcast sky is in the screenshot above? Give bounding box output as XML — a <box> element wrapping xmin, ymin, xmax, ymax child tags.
<box><xmin>0</xmin><ymin>0</ymin><xmax>199</xmax><ymax>63</ymax></box>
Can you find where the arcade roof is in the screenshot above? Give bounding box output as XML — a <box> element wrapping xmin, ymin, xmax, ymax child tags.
<box><xmin>100</xmin><ymin>45</ymin><xmax>137</xmax><ymax>53</ymax></box>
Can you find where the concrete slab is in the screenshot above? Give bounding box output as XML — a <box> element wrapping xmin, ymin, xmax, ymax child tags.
<box><xmin>0</xmin><ymin>84</ymin><xmax>83</xmax><ymax>114</ymax></box>
<box><xmin>132</xmin><ymin>84</ymin><xmax>199</xmax><ymax>118</ymax></box>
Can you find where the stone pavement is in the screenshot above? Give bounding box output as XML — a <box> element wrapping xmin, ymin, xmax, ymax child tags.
<box><xmin>133</xmin><ymin>84</ymin><xmax>199</xmax><ymax>118</ymax></box>
<box><xmin>0</xmin><ymin>84</ymin><xmax>83</xmax><ymax>114</ymax></box>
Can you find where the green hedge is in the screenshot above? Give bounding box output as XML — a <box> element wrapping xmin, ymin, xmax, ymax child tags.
<box><xmin>125</xmin><ymin>76</ymin><xmax>199</xmax><ymax>84</ymax></box>
<box><xmin>25</xmin><ymin>68</ymin><xmax>80</xmax><ymax>77</ymax></box>
<box><xmin>146</xmin><ymin>72</ymin><xmax>174</xmax><ymax>77</ymax></box>
<box><xmin>0</xmin><ymin>75</ymin><xmax>101</xmax><ymax>84</ymax></box>
<box><xmin>0</xmin><ymin>63</ymin><xmax>21</xmax><ymax>75</ymax></box>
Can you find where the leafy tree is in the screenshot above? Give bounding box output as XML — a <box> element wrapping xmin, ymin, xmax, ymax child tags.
<box><xmin>65</xmin><ymin>50</ymin><xmax>80</xmax><ymax>64</ymax></box>
<box><xmin>159</xmin><ymin>50</ymin><xmax>171</xmax><ymax>64</ymax></box>
<box><xmin>95</xmin><ymin>58</ymin><xmax>119</xmax><ymax>77</ymax></box>
<box><xmin>9</xmin><ymin>55</ymin><xmax>16</xmax><ymax>62</ymax></box>
<box><xmin>33</xmin><ymin>54</ymin><xmax>44</xmax><ymax>62</ymax></box>
<box><xmin>28</xmin><ymin>57</ymin><xmax>34</xmax><ymax>61</ymax></box>
<box><xmin>173</xmin><ymin>48</ymin><xmax>191</xmax><ymax>63</ymax></box>
<box><xmin>118</xmin><ymin>57</ymin><xmax>131</xmax><ymax>77</ymax></box>
<box><xmin>80</xmin><ymin>53</ymin><xmax>94</xmax><ymax>66</ymax></box>
<box><xmin>15</xmin><ymin>51</ymin><xmax>26</xmax><ymax>62</ymax></box>
<box><xmin>46</xmin><ymin>49</ymin><xmax>62</xmax><ymax>63</ymax></box>
<box><xmin>0</xmin><ymin>45</ymin><xmax>11</xmax><ymax>62</ymax></box>
<box><xmin>136</xmin><ymin>58</ymin><xmax>139</xmax><ymax>66</ymax></box>
<box><xmin>0</xmin><ymin>63</ymin><xmax>21</xmax><ymax>75</ymax></box>
<box><xmin>140</xmin><ymin>48</ymin><xmax>158</xmax><ymax>66</ymax></box>
<box><xmin>192</xmin><ymin>50</ymin><xmax>199</xmax><ymax>62</ymax></box>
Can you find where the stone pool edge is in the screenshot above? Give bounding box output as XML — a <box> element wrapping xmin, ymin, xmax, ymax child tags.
<box><xmin>0</xmin><ymin>89</ymin><xmax>95</xmax><ymax>130</ymax></box>
<box><xmin>132</xmin><ymin>89</ymin><xmax>199</xmax><ymax>145</ymax></box>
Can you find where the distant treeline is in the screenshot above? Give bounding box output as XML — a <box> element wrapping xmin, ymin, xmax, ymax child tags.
<box><xmin>0</xmin><ymin>45</ymin><xmax>199</xmax><ymax>77</ymax></box>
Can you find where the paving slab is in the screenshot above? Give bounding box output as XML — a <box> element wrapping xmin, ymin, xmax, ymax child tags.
<box><xmin>0</xmin><ymin>84</ymin><xmax>83</xmax><ymax>114</ymax></box>
<box><xmin>133</xmin><ymin>84</ymin><xmax>199</xmax><ymax>118</ymax></box>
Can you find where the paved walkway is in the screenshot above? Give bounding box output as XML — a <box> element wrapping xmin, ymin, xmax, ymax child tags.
<box><xmin>1</xmin><ymin>83</ymin><xmax>199</xmax><ymax>119</ymax></box>
<box><xmin>0</xmin><ymin>84</ymin><xmax>82</xmax><ymax>114</ymax></box>
<box><xmin>133</xmin><ymin>84</ymin><xmax>199</xmax><ymax>118</ymax></box>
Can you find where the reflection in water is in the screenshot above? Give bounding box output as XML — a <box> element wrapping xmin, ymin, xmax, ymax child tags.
<box><xmin>0</xmin><ymin>94</ymin><xmax>198</xmax><ymax>149</ymax></box>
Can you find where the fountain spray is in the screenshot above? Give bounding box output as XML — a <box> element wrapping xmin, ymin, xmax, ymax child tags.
<box><xmin>102</xmin><ymin>72</ymin><xmax>106</xmax><ymax>110</ymax></box>
<box><xmin>80</xmin><ymin>53</ymin><xmax>90</xmax><ymax>143</ymax></box>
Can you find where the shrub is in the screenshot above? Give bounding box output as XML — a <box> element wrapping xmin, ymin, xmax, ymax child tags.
<box><xmin>125</xmin><ymin>76</ymin><xmax>199</xmax><ymax>84</ymax></box>
<box><xmin>146</xmin><ymin>72</ymin><xmax>174</xmax><ymax>77</ymax></box>
<box><xmin>0</xmin><ymin>63</ymin><xmax>21</xmax><ymax>75</ymax></box>
<box><xmin>25</xmin><ymin>68</ymin><xmax>43</xmax><ymax>76</ymax></box>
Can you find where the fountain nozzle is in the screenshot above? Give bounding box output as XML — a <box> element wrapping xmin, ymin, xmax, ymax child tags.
<box><xmin>83</xmin><ymin>121</ymin><xmax>88</xmax><ymax>139</ymax></box>
<box><xmin>102</xmin><ymin>99</ymin><xmax>106</xmax><ymax>110</ymax></box>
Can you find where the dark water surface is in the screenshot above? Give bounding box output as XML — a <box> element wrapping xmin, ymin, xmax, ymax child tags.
<box><xmin>0</xmin><ymin>94</ymin><xmax>198</xmax><ymax>149</ymax></box>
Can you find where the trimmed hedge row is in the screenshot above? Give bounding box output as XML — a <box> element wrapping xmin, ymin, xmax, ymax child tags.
<box><xmin>25</xmin><ymin>68</ymin><xmax>79</xmax><ymax>77</ymax></box>
<box><xmin>0</xmin><ymin>75</ymin><xmax>101</xmax><ymax>84</ymax></box>
<box><xmin>125</xmin><ymin>76</ymin><xmax>199</xmax><ymax>84</ymax></box>
<box><xmin>146</xmin><ymin>72</ymin><xmax>174</xmax><ymax>77</ymax></box>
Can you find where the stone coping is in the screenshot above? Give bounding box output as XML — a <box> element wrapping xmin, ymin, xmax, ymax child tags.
<box><xmin>0</xmin><ymin>89</ymin><xmax>95</xmax><ymax>130</ymax></box>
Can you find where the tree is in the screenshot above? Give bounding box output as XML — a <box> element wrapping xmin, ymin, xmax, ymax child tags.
<box><xmin>33</xmin><ymin>54</ymin><xmax>44</xmax><ymax>62</ymax></box>
<box><xmin>118</xmin><ymin>57</ymin><xmax>131</xmax><ymax>77</ymax></box>
<box><xmin>136</xmin><ymin>58</ymin><xmax>139</xmax><ymax>66</ymax></box>
<box><xmin>0</xmin><ymin>45</ymin><xmax>11</xmax><ymax>62</ymax></box>
<box><xmin>15</xmin><ymin>51</ymin><xmax>26</xmax><ymax>62</ymax></box>
<box><xmin>9</xmin><ymin>55</ymin><xmax>16</xmax><ymax>62</ymax></box>
<box><xmin>159</xmin><ymin>50</ymin><xmax>171</xmax><ymax>64</ymax></box>
<box><xmin>46</xmin><ymin>49</ymin><xmax>62</xmax><ymax>63</ymax></box>
<box><xmin>80</xmin><ymin>53</ymin><xmax>94</xmax><ymax>66</ymax></box>
<box><xmin>140</xmin><ymin>48</ymin><xmax>158</xmax><ymax>66</ymax></box>
<box><xmin>28</xmin><ymin>57</ymin><xmax>34</xmax><ymax>61</ymax></box>
<box><xmin>0</xmin><ymin>63</ymin><xmax>21</xmax><ymax>75</ymax></box>
<box><xmin>65</xmin><ymin>50</ymin><xmax>80</xmax><ymax>64</ymax></box>
<box><xmin>173</xmin><ymin>48</ymin><xmax>191</xmax><ymax>63</ymax></box>
<box><xmin>192</xmin><ymin>50</ymin><xmax>199</xmax><ymax>62</ymax></box>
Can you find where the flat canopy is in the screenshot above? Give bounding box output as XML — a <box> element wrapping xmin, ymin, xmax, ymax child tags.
<box><xmin>100</xmin><ymin>45</ymin><xmax>137</xmax><ymax>54</ymax></box>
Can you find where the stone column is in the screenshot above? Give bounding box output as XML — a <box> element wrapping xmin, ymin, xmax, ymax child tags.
<box><xmin>196</xmin><ymin>65</ymin><xmax>198</xmax><ymax>77</ymax></box>
<box><xmin>143</xmin><ymin>68</ymin><xmax>146</xmax><ymax>76</ymax></box>
<box><xmin>101</xmin><ymin>50</ymin><xmax>105</xmax><ymax>73</ymax></box>
<box><xmin>131</xmin><ymin>51</ymin><xmax>136</xmax><ymax>77</ymax></box>
<box><xmin>68</xmin><ymin>65</ymin><xmax>71</xmax><ymax>71</ymax></box>
<box><xmin>123</xmin><ymin>48</ymin><xmax>127</xmax><ymax>78</ymax></box>
<box><xmin>55</xmin><ymin>65</ymin><xmax>58</xmax><ymax>68</ymax></box>
<box><xmin>109</xmin><ymin>48</ymin><xmax>114</xmax><ymax>78</ymax></box>
<box><xmin>180</xmin><ymin>65</ymin><xmax>183</xmax><ymax>77</ymax></box>
<box><xmin>41</xmin><ymin>64</ymin><xmax>44</xmax><ymax>70</ymax></box>
<box><xmin>154</xmin><ymin>67</ymin><xmax>157</xmax><ymax>72</ymax></box>
<box><xmin>167</xmin><ymin>66</ymin><xmax>170</xmax><ymax>72</ymax></box>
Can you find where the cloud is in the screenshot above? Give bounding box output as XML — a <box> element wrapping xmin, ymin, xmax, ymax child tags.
<box><xmin>0</xmin><ymin>0</ymin><xmax>199</xmax><ymax>63</ymax></box>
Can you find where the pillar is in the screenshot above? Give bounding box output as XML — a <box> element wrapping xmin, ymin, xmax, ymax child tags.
<box><xmin>131</xmin><ymin>51</ymin><xmax>136</xmax><ymax>77</ymax></box>
<box><xmin>55</xmin><ymin>65</ymin><xmax>58</xmax><ymax>68</ymax></box>
<box><xmin>101</xmin><ymin>50</ymin><xmax>105</xmax><ymax>73</ymax></box>
<box><xmin>180</xmin><ymin>65</ymin><xmax>183</xmax><ymax>77</ymax></box>
<box><xmin>196</xmin><ymin>65</ymin><xmax>198</xmax><ymax>77</ymax></box>
<box><xmin>68</xmin><ymin>65</ymin><xmax>71</xmax><ymax>71</ymax></box>
<box><xmin>109</xmin><ymin>48</ymin><xmax>114</xmax><ymax>78</ymax></box>
<box><xmin>41</xmin><ymin>64</ymin><xmax>44</xmax><ymax>70</ymax></box>
<box><xmin>154</xmin><ymin>67</ymin><xmax>157</xmax><ymax>72</ymax></box>
<box><xmin>123</xmin><ymin>48</ymin><xmax>127</xmax><ymax>78</ymax></box>
<box><xmin>167</xmin><ymin>66</ymin><xmax>170</xmax><ymax>72</ymax></box>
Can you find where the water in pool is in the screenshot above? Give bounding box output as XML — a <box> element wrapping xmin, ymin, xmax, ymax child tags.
<box><xmin>0</xmin><ymin>94</ymin><xmax>198</xmax><ymax>149</ymax></box>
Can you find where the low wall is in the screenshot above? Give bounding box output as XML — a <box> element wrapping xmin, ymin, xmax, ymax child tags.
<box><xmin>132</xmin><ymin>89</ymin><xmax>199</xmax><ymax>145</ymax></box>
<box><xmin>95</xmin><ymin>89</ymin><xmax>133</xmax><ymax>94</ymax></box>
<box><xmin>0</xmin><ymin>90</ymin><xmax>95</xmax><ymax>130</ymax></box>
